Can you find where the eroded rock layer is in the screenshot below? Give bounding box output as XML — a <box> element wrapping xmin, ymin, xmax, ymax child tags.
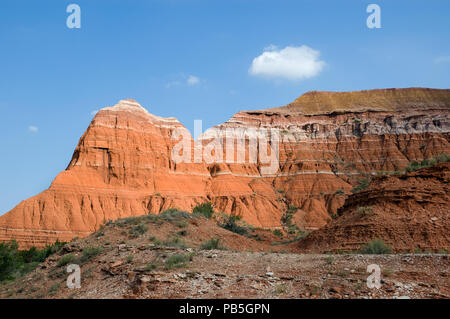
<box><xmin>0</xmin><ymin>88</ymin><xmax>449</xmax><ymax>247</ymax></box>
<box><xmin>297</xmin><ymin>163</ymin><xmax>450</xmax><ymax>252</ymax></box>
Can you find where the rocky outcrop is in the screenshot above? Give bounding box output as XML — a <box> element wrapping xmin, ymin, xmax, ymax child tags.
<box><xmin>298</xmin><ymin>162</ymin><xmax>450</xmax><ymax>252</ymax></box>
<box><xmin>0</xmin><ymin>88</ymin><xmax>449</xmax><ymax>247</ymax></box>
<box><xmin>3</xmin><ymin>212</ymin><xmax>449</xmax><ymax>299</ymax></box>
<box><xmin>0</xmin><ymin>99</ymin><xmax>284</xmax><ymax>247</ymax></box>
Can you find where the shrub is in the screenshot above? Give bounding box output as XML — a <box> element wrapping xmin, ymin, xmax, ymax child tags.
<box><xmin>357</xmin><ymin>206</ymin><xmax>374</xmax><ymax>217</ymax></box>
<box><xmin>420</xmin><ymin>159</ymin><xmax>430</xmax><ymax>167</ymax></box>
<box><xmin>150</xmin><ymin>237</ymin><xmax>162</xmax><ymax>246</ymax></box>
<box><xmin>40</xmin><ymin>240</ymin><xmax>65</xmax><ymax>260</ymax></box>
<box><xmin>360</xmin><ymin>239</ymin><xmax>392</xmax><ymax>254</ymax></box>
<box><xmin>271</xmin><ymin>232</ymin><xmax>309</xmax><ymax>245</ymax></box>
<box><xmin>351</xmin><ymin>177</ymin><xmax>371</xmax><ymax>193</ymax></box>
<box><xmin>405</xmin><ymin>161</ymin><xmax>420</xmax><ymax>173</ymax></box>
<box><xmin>145</xmin><ymin>261</ymin><xmax>161</xmax><ymax>271</ymax></box>
<box><xmin>166</xmin><ymin>253</ymin><xmax>194</xmax><ymax>269</ymax></box>
<box><xmin>143</xmin><ymin>213</ymin><xmax>162</xmax><ymax>225</ymax></box>
<box><xmin>193</xmin><ymin>202</ymin><xmax>214</xmax><ymax>219</ymax></box>
<box><xmin>248</xmin><ymin>233</ymin><xmax>263</xmax><ymax>241</ymax></box>
<box><xmin>405</xmin><ymin>154</ymin><xmax>450</xmax><ymax>173</ymax></box>
<box><xmin>220</xmin><ymin>215</ymin><xmax>248</xmax><ymax>235</ymax></box>
<box><xmin>281</xmin><ymin>205</ymin><xmax>304</xmax><ymax>235</ymax></box>
<box><xmin>95</xmin><ymin>231</ymin><xmax>104</xmax><ymax>238</ymax></box>
<box><xmin>105</xmin><ymin>219</ymin><xmax>114</xmax><ymax>226</ymax></box>
<box><xmin>174</xmin><ymin>220</ymin><xmax>188</xmax><ymax>228</ymax></box>
<box><xmin>435</xmin><ymin>153</ymin><xmax>450</xmax><ymax>163</ymax></box>
<box><xmin>201</xmin><ymin>238</ymin><xmax>222</xmax><ymax>250</ymax></box>
<box><xmin>335</xmin><ymin>189</ymin><xmax>345</xmax><ymax>195</ymax></box>
<box><xmin>79</xmin><ymin>246</ymin><xmax>103</xmax><ymax>263</ymax></box>
<box><xmin>275</xmin><ymin>284</ymin><xmax>287</xmax><ymax>294</ymax></box>
<box><xmin>57</xmin><ymin>254</ymin><xmax>76</xmax><ymax>267</ymax></box>
<box><xmin>48</xmin><ymin>282</ymin><xmax>60</xmax><ymax>295</ymax></box>
<box><xmin>272</xmin><ymin>229</ymin><xmax>284</xmax><ymax>238</ymax></box>
<box><xmin>115</xmin><ymin>216</ymin><xmax>142</xmax><ymax>227</ymax></box>
<box><xmin>0</xmin><ymin>240</ymin><xmax>66</xmax><ymax>282</ymax></box>
<box><xmin>281</xmin><ymin>205</ymin><xmax>298</xmax><ymax>225</ymax></box>
<box><xmin>163</xmin><ymin>236</ymin><xmax>186</xmax><ymax>248</ymax></box>
<box><xmin>177</xmin><ymin>230</ymin><xmax>188</xmax><ymax>237</ymax></box>
<box><xmin>159</xmin><ymin>209</ymin><xmax>191</xmax><ymax>221</ymax></box>
<box><xmin>0</xmin><ymin>240</ymin><xmax>20</xmax><ymax>281</ymax></box>
<box><xmin>287</xmin><ymin>224</ymin><xmax>300</xmax><ymax>235</ymax></box>
<box><xmin>129</xmin><ymin>224</ymin><xmax>148</xmax><ymax>238</ymax></box>
<box><xmin>325</xmin><ymin>255</ymin><xmax>334</xmax><ymax>265</ymax></box>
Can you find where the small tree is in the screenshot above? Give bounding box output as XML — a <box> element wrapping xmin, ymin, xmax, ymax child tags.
<box><xmin>360</xmin><ymin>239</ymin><xmax>392</xmax><ymax>254</ymax></box>
<box><xmin>221</xmin><ymin>215</ymin><xmax>247</xmax><ymax>235</ymax></box>
<box><xmin>193</xmin><ymin>202</ymin><xmax>214</xmax><ymax>219</ymax></box>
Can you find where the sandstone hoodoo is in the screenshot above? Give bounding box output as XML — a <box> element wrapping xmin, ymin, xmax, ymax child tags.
<box><xmin>0</xmin><ymin>88</ymin><xmax>449</xmax><ymax>248</ymax></box>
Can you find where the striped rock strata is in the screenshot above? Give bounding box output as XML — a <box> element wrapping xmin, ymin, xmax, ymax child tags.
<box><xmin>0</xmin><ymin>88</ymin><xmax>449</xmax><ymax>247</ymax></box>
<box><xmin>297</xmin><ymin>162</ymin><xmax>450</xmax><ymax>252</ymax></box>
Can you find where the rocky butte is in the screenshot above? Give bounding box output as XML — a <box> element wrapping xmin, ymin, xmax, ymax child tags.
<box><xmin>0</xmin><ymin>88</ymin><xmax>449</xmax><ymax>248</ymax></box>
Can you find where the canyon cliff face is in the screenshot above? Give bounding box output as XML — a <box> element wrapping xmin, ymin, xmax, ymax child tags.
<box><xmin>298</xmin><ymin>162</ymin><xmax>450</xmax><ymax>252</ymax></box>
<box><xmin>0</xmin><ymin>88</ymin><xmax>449</xmax><ymax>248</ymax></box>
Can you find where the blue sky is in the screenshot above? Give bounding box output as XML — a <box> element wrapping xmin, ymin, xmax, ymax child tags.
<box><xmin>0</xmin><ymin>0</ymin><xmax>449</xmax><ymax>215</ymax></box>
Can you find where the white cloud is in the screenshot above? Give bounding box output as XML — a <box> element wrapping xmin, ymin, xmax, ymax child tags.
<box><xmin>28</xmin><ymin>126</ymin><xmax>38</xmax><ymax>133</ymax></box>
<box><xmin>187</xmin><ymin>75</ymin><xmax>200</xmax><ymax>85</ymax></box>
<box><xmin>165</xmin><ymin>74</ymin><xmax>201</xmax><ymax>88</ymax></box>
<box><xmin>165</xmin><ymin>80</ymin><xmax>181</xmax><ymax>88</ymax></box>
<box><xmin>263</xmin><ymin>44</ymin><xmax>278</xmax><ymax>51</ymax></box>
<box><xmin>249</xmin><ymin>45</ymin><xmax>325</xmax><ymax>81</ymax></box>
<box><xmin>435</xmin><ymin>56</ymin><xmax>450</xmax><ymax>64</ymax></box>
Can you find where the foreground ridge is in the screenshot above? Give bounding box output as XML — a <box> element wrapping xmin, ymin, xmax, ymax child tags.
<box><xmin>0</xmin><ymin>212</ymin><xmax>448</xmax><ymax>299</ymax></box>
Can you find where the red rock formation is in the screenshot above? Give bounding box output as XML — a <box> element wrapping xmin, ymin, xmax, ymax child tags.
<box><xmin>0</xmin><ymin>88</ymin><xmax>449</xmax><ymax>248</ymax></box>
<box><xmin>297</xmin><ymin>162</ymin><xmax>450</xmax><ymax>252</ymax></box>
<box><xmin>214</xmin><ymin>88</ymin><xmax>450</xmax><ymax>230</ymax></box>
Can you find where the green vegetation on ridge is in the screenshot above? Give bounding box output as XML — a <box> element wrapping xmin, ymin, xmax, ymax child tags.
<box><xmin>0</xmin><ymin>240</ymin><xmax>65</xmax><ymax>282</ymax></box>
